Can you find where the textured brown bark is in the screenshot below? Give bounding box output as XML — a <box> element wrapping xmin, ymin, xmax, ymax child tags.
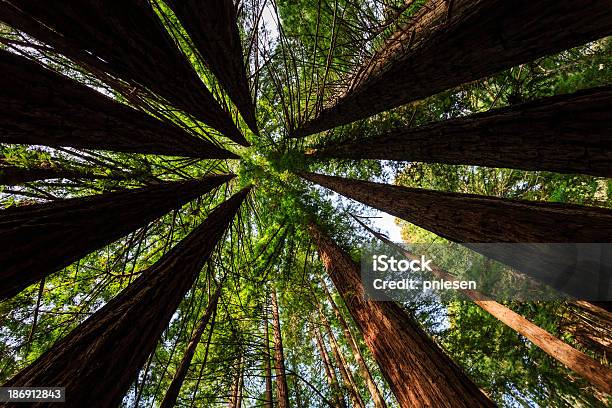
<box><xmin>160</xmin><ymin>285</ymin><xmax>221</xmax><ymax>408</ymax></box>
<box><xmin>313</xmin><ymin>322</ymin><xmax>346</xmax><ymax>408</ymax></box>
<box><xmin>309</xmin><ymin>222</ymin><xmax>495</xmax><ymax>408</ymax></box>
<box><xmin>228</xmin><ymin>355</ymin><xmax>244</xmax><ymax>408</ymax></box>
<box><xmin>320</xmin><ymin>280</ymin><xmax>388</xmax><ymax>408</ymax></box>
<box><xmin>0</xmin><ymin>174</ymin><xmax>233</xmax><ymax>301</ymax></box>
<box><xmin>0</xmin><ymin>165</ymin><xmax>113</xmax><ymax>186</ymax></box>
<box><xmin>356</xmin><ymin>216</ymin><xmax>612</xmax><ymax>395</ymax></box>
<box><xmin>271</xmin><ymin>289</ymin><xmax>291</xmax><ymax>408</ymax></box>
<box><xmin>313</xmin><ymin>86</ymin><xmax>612</xmax><ymax>178</ymax></box>
<box><xmin>0</xmin><ymin>1</ymin><xmax>247</xmax><ymax>145</ymax></box>
<box><xmin>165</xmin><ymin>0</ymin><xmax>257</xmax><ymax>134</ymax></box>
<box><xmin>263</xmin><ymin>306</ymin><xmax>274</xmax><ymax>408</ymax></box>
<box><xmin>0</xmin><ymin>50</ymin><xmax>237</xmax><ymax>159</ymax></box>
<box><xmin>300</xmin><ymin>172</ymin><xmax>612</xmax><ymax>299</ymax></box>
<box><xmin>319</xmin><ymin>309</ymin><xmax>366</xmax><ymax>408</ymax></box>
<box><xmin>2</xmin><ymin>188</ymin><xmax>250</xmax><ymax>408</ymax></box>
<box><xmin>293</xmin><ymin>0</ymin><xmax>612</xmax><ymax>137</ymax></box>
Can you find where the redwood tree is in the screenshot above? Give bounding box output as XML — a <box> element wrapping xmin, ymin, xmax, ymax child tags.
<box><xmin>0</xmin><ymin>174</ymin><xmax>233</xmax><ymax>300</ymax></box>
<box><xmin>3</xmin><ymin>187</ymin><xmax>250</xmax><ymax>408</ymax></box>
<box><xmin>271</xmin><ymin>289</ymin><xmax>291</xmax><ymax>408</ymax></box>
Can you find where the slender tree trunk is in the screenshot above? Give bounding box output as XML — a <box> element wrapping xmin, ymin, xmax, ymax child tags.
<box><xmin>355</xmin><ymin>215</ymin><xmax>612</xmax><ymax>395</ymax></box>
<box><xmin>319</xmin><ymin>309</ymin><xmax>366</xmax><ymax>408</ymax></box>
<box><xmin>0</xmin><ymin>1</ymin><xmax>246</xmax><ymax>145</ymax></box>
<box><xmin>0</xmin><ymin>174</ymin><xmax>233</xmax><ymax>301</ymax></box>
<box><xmin>313</xmin><ymin>86</ymin><xmax>612</xmax><ymax>178</ymax></box>
<box><xmin>319</xmin><ymin>279</ymin><xmax>388</xmax><ymax>408</ymax></box>
<box><xmin>293</xmin><ymin>0</ymin><xmax>612</xmax><ymax>137</ymax></box>
<box><xmin>299</xmin><ymin>172</ymin><xmax>612</xmax><ymax>299</ymax></box>
<box><xmin>309</xmin><ymin>221</ymin><xmax>494</xmax><ymax>408</ymax></box>
<box><xmin>0</xmin><ymin>165</ymin><xmax>120</xmax><ymax>186</ymax></box>
<box><xmin>263</xmin><ymin>305</ymin><xmax>274</xmax><ymax>408</ymax></box>
<box><xmin>160</xmin><ymin>285</ymin><xmax>222</xmax><ymax>408</ymax></box>
<box><xmin>228</xmin><ymin>354</ymin><xmax>244</xmax><ymax>408</ymax></box>
<box><xmin>271</xmin><ymin>289</ymin><xmax>291</xmax><ymax>408</ymax></box>
<box><xmin>313</xmin><ymin>322</ymin><xmax>346</xmax><ymax>408</ymax></box>
<box><xmin>165</xmin><ymin>0</ymin><xmax>257</xmax><ymax>134</ymax></box>
<box><xmin>0</xmin><ymin>50</ymin><xmax>238</xmax><ymax>158</ymax></box>
<box><xmin>2</xmin><ymin>188</ymin><xmax>250</xmax><ymax>408</ymax></box>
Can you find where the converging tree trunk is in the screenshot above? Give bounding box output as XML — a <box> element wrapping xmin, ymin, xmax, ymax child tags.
<box><xmin>229</xmin><ymin>355</ymin><xmax>245</xmax><ymax>408</ymax></box>
<box><xmin>271</xmin><ymin>289</ymin><xmax>291</xmax><ymax>408</ymax></box>
<box><xmin>263</xmin><ymin>304</ymin><xmax>274</xmax><ymax>408</ymax></box>
<box><xmin>0</xmin><ymin>50</ymin><xmax>237</xmax><ymax>159</ymax></box>
<box><xmin>0</xmin><ymin>174</ymin><xmax>233</xmax><ymax>300</ymax></box>
<box><xmin>293</xmin><ymin>0</ymin><xmax>612</xmax><ymax>137</ymax></box>
<box><xmin>0</xmin><ymin>0</ymin><xmax>247</xmax><ymax>145</ymax></box>
<box><xmin>165</xmin><ymin>0</ymin><xmax>257</xmax><ymax>134</ymax></box>
<box><xmin>355</xmin><ymin>215</ymin><xmax>612</xmax><ymax>395</ymax></box>
<box><xmin>0</xmin><ymin>165</ymin><xmax>117</xmax><ymax>186</ymax></box>
<box><xmin>309</xmin><ymin>221</ymin><xmax>494</xmax><ymax>408</ymax></box>
<box><xmin>160</xmin><ymin>284</ymin><xmax>222</xmax><ymax>408</ymax></box>
<box><xmin>313</xmin><ymin>321</ymin><xmax>347</xmax><ymax>408</ymax></box>
<box><xmin>312</xmin><ymin>86</ymin><xmax>612</xmax><ymax>178</ymax></box>
<box><xmin>300</xmin><ymin>172</ymin><xmax>612</xmax><ymax>299</ymax></box>
<box><xmin>3</xmin><ymin>188</ymin><xmax>250</xmax><ymax>408</ymax></box>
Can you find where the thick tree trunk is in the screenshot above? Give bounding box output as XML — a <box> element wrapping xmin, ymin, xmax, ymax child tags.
<box><xmin>165</xmin><ymin>0</ymin><xmax>257</xmax><ymax>135</ymax></box>
<box><xmin>320</xmin><ymin>280</ymin><xmax>388</xmax><ymax>408</ymax></box>
<box><xmin>263</xmin><ymin>305</ymin><xmax>274</xmax><ymax>408</ymax></box>
<box><xmin>293</xmin><ymin>0</ymin><xmax>612</xmax><ymax>137</ymax></box>
<box><xmin>309</xmin><ymin>221</ymin><xmax>495</xmax><ymax>408</ymax></box>
<box><xmin>271</xmin><ymin>289</ymin><xmax>291</xmax><ymax>408</ymax></box>
<box><xmin>313</xmin><ymin>322</ymin><xmax>346</xmax><ymax>408</ymax></box>
<box><xmin>355</xmin><ymin>216</ymin><xmax>612</xmax><ymax>395</ymax></box>
<box><xmin>0</xmin><ymin>165</ymin><xmax>116</xmax><ymax>186</ymax></box>
<box><xmin>299</xmin><ymin>172</ymin><xmax>612</xmax><ymax>299</ymax></box>
<box><xmin>319</xmin><ymin>309</ymin><xmax>366</xmax><ymax>408</ymax></box>
<box><xmin>313</xmin><ymin>86</ymin><xmax>612</xmax><ymax>178</ymax></box>
<box><xmin>2</xmin><ymin>188</ymin><xmax>250</xmax><ymax>408</ymax></box>
<box><xmin>0</xmin><ymin>1</ymin><xmax>247</xmax><ymax>145</ymax></box>
<box><xmin>0</xmin><ymin>50</ymin><xmax>237</xmax><ymax>159</ymax></box>
<box><xmin>0</xmin><ymin>174</ymin><xmax>233</xmax><ymax>301</ymax></box>
<box><xmin>160</xmin><ymin>285</ymin><xmax>222</xmax><ymax>408</ymax></box>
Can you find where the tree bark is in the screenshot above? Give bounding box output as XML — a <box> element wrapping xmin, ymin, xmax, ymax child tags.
<box><xmin>309</xmin><ymin>221</ymin><xmax>495</xmax><ymax>408</ymax></box>
<box><xmin>319</xmin><ymin>279</ymin><xmax>388</xmax><ymax>408</ymax></box>
<box><xmin>160</xmin><ymin>285</ymin><xmax>222</xmax><ymax>408</ymax></box>
<box><xmin>2</xmin><ymin>187</ymin><xmax>250</xmax><ymax>408</ymax></box>
<box><xmin>299</xmin><ymin>172</ymin><xmax>612</xmax><ymax>299</ymax></box>
<box><xmin>560</xmin><ymin>301</ymin><xmax>612</xmax><ymax>364</ymax></box>
<box><xmin>271</xmin><ymin>289</ymin><xmax>291</xmax><ymax>408</ymax></box>
<box><xmin>0</xmin><ymin>50</ymin><xmax>238</xmax><ymax>159</ymax></box>
<box><xmin>293</xmin><ymin>0</ymin><xmax>612</xmax><ymax>137</ymax></box>
<box><xmin>313</xmin><ymin>322</ymin><xmax>346</xmax><ymax>408</ymax></box>
<box><xmin>165</xmin><ymin>0</ymin><xmax>257</xmax><ymax>135</ymax></box>
<box><xmin>355</xmin><ymin>215</ymin><xmax>612</xmax><ymax>395</ymax></box>
<box><xmin>0</xmin><ymin>1</ymin><xmax>247</xmax><ymax>145</ymax></box>
<box><xmin>0</xmin><ymin>165</ymin><xmax>117</xmax><ymax>186</ymax></box>
<box><xmin>313</xmin><ymin>86</ymin><xmax>612</xmax><ymax>178</ymax></box>
<box><xmin>0</xmin><ymin>174</ymin><xmax>233</xmax><ymax>301</ymax></box>
<box><xmin>228</xmin><ymin>355</ymin><xmax>244</xmax><ymax>408</ymax></box>
<box><xmin>263</xmin><ymin>305</ymin><xmax>274</xmax><ymax>408</ymax></box>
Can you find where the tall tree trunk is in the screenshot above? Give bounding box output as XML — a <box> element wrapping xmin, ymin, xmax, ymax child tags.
<box><xmin>308</xmin><ymin>221</ymin><xmax>494</xmax><ymax>408</ymax></box>
<box><xmin>160</xmin><ymin>285</ymin><xmax>222</xmax><ymax>408</ymax></box>
<box><xmin>299</xmin><ymin>172</ymin><xmax>612</xmax><ymax>299</ymax></box>
<box><xmin>560</xmin><ymin>301</ymin><xmax>612</xmax><ymax>364</ymax></box>
<box><xmin>0</xmin><ymin>165</ymin><xmax>121</xmax><ymax>186</ymax></box>
<box><xmin>312</xmin><ymin>322</ymin><xmax>346</xmax><ymax>408</ymax></box>
<box><xmin>312</xmin><ymin>86</ymin><xmax>612</xmax><ymax>178</ymax></box>
<box><xmin>263</xmin><ymin>304</ymin><xmax>274</xmax><ymax>408</ymax></box>
<box><xmin>2</xmin><ymin>188</ymin><xmax>250</xmax><ymax>408</ymax></box>
<box><xmin>293</xmin><ymin>0</ymin><xmax>612</xmax><ymax>137</ymax></box>
<box><xmin>165</xmin><ymin>0</ymin><xmax>257</xmax><ymax>134</ymax></box>
<box><xmin>355</xmin><ymin>215</ymin><xmax>612</xmax><ymax>395</ymax></box>
<box><xmin>271</xmin><ymin>289</ymin><xmax>291</xmax><ymax>408</ymax></box>
<box><xmin>319</xmin><ymin>309</ymin><xmax>366</xmax><ymax>408</ymax></box>
<box><xmin>228</xmin><ymin>355</ymin><xmax>244</xmax><ymax>408</ymax></box>
<box><xmin>0</xmin><ymin>50</ymin><xmax>237</xmax><ymax>159</ymax></box>
<box><xmin>0</xmin><ymin>1</ymin><xmax>247</xmax><ymax>145</ymax></box>
<box><xmin>0</xmin><ymin>174</ymin><xmax>233</xmax><ymax>301</ymax></box>
<box><xmin>319</xmin><ymin>279</ymin><xmax>388</xmax><ymax>408</ymax></box>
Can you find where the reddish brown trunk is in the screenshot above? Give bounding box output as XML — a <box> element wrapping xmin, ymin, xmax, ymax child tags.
<box><xmin>0</xmin><ymin>1</ymin><xmax>246</xmax><ymax>145</ymax></box>
<box><xmin>228</xmin><ymin>355</ymin><xmax>244</xmax><ymax>408</ymax></box>
<box><xmin>356</xmin><ymin>216</ymin><xmax>612</xmax><ymax>395</ymax></box>
<box><xmin>294</xmin><ymin>0</ymin><xmax>612</xmax><ymax>137</ymax></box>
<box><xmin>165</xmin><ymin>0</ymin><xmax>257</xmax><ymax>134</ymax></box>
<box><xmin>309</xmin><ymin>222</ymin><xmax>494</xmax><ymax>408</ymax></box>
<box><xmin>271</xmin><ymin>289</ymin><xmax>291</xmax><ymax>408</ymax></box>
<box><xmin>263</xmin><ymin>306</ymin><xmax>274</xmax><ymax>408</ymax></box>
<box><xmin>313</xmin><ymin>86</ymin><xmax>612</xmax><ymax>178</ymax></box>
<box><xmin>3</xmin><ymin>188</ymin><xmax>250</xmax><ymax>408</ymax></box>
<box><xmin>160</xmin><ymin>285</ymin><xmax>222</xmax><ymax>408</ymax></box>
<box><xmin>313</xmin><ymin>322</ymin><xmax>346</xmax><ymax>408</ymax></box>
<box><xmin>0</xmin><ymin>50</ymin><xmax>237</xmax><ymax>159</ymax></box>
<box><xmin>0</xmin><ymin>165</ymin><xmax>112</xmax><ymax>186</ymax></box>
<box><xmin>0</xmin><ymin>174</ymin><xmax>233</xmax><ymax>301</ymax></box>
